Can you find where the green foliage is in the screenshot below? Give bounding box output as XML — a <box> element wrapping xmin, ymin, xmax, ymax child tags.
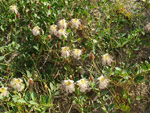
<box><xmin>0</xmin><ymin>0</ymin><xmax>150</xmax><ymax>112</ymax></box>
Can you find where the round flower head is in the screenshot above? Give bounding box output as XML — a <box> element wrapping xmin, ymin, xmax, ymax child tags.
<box><xmin>63</xmin><ymin>80</ymin><xmax>75</xmax><ymax>93</ymax></box>
<box><xmin>72</xmin><ymin>49</ymin><xmax>82</xmax><ymax>59</ymax></box>
<box><xmin>10</xmin><ymin>5</ymin><xmax>18</xmax><ymax>14</ymax></box>
<box><xmin>13</xmin><ymin>83</ymin><xmax>24</xmax><ymax>91</ymax></box>
<box><xmin>50</xmin><ymin>25</ymin><xmax>57</xmax><ymax>35</ymax></box>
<box><xmin>32</xmin><ymin>26</ymin><xmax>40</xmax><ymax>36</ymax></box>
<box><xmin>58</xmin><ymin>19</ymin><xmax>67</xmax><ymax>29</ymax></box>
<box><xmin>10</xmin><ymin>78</ymin><xmax>23</xmax><ymax>86</ymax></box>
<box><xmin>57</xmin><ymin>29</ymin><xmax>67</xmax><ymax>39</ymax></box>
<box><xmin>61</xmin><ymin>46</ymin><xmax>70</xmax><ymax>58</ymax></box>
<box><xmin>97</xmin><ymin>76</ymin><xmax>109</xmax><ymax>89</ymax></box>
<box><xmin>0</xmin><ymin>87</ymin><xmax>9</xmax><ymax>97</ymax></box>
<box><xmin>144</xmin><ymin>23</ymin><xmax>150</xmax><ymax>32</ymax></box>
<box><xmin>71</xmin><ymin>18</ymin><xmax>81</xmax><ymax>29</ymax></box>
<box><xmin>10</xmin><ymin>78</ymin><xmax>24</xmax><ymax>91</ymax></box>
<box><xmin>77</xmin><ymin>78</ymin><xmax>89</xmax><ymax>92</ymax></box>
<box><xmin>102</xmin><ymin>53</ymin><xmax>113</xmax><ymax>66</ymax></box>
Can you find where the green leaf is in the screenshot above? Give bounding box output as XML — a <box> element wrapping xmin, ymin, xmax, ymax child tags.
<box><xmin>17</xmin><ymin>99</ymin><xmax>27</xmax><ymax>103</ymax></box>
<box><xmin>40</xmin><ymin>95</ymin><xmax>45</xmax><ymax>105</ymax></box>
<box><xmin>35</xmin><ymin>108</ymin><xmax>41</xmax><ymax>112</ymax></box>
<box><xmin>0</xmin><ymin>63</ymin><xmax>8</xmax><ymax>70</ymax></box>
<box><xmin>26</xmin><ymin>70</ymin><xmax>32</xmax><ymax>78</ymax></box>
<box><xmin>136</xmin><ymin>96</ymin><xmax>141</xmax><ymax>100</ymax></box>
<box><xmin>33</xmin><ymin>45</ymin><xmax>39</xmax><ymax>51</ymax></box>
<box><xmin>115</xmin><ymin>67</ymin><xmax>122</xmax><ymax>71</ymax></box>
<box><xmin>0</xmin><ymin>96</ymin><xmax>5</xmax><ymax>100</ymax></box>
<box><xmin>122</xmin><ymin>90</ymin><xmax>127</xmax><ymax>99</ymax></box>
<box><xmin>145</xmin><ymin>61</ymin><xmax>150</xmax><ymax>68</ymax></box>
<box><xmin>50</xmin><ymin>82</ymin><xmax>56</xmax><ymax>91</ymax></box>
<box><xmin>101</xmin><ymin>90</ymin><xmax>109</xmax><ymax>96</ymax></box>
<box><xmin>120</xmin><ymin>103</ymin><xmax>126</xmax><ymax>111</ymax></box>
<box><xmin>125</xmin><ymin>105</ymin><xmax>130</xmax><ymax>112</ymax></box>
<box><xmin>29</xmin><ymin>101</ymin><xmax>38</xmax><ymax>105</ymax></box>
<box><xmin>31</xmin><ymin>92</ymin><xmax>37</xmax><ymax>101</ymax></box>
<box><xmin>0</xmin><ymin>56</ymin><xmax>5</xmax><ymax>61</ymax></box>
<box><xmin>1</xmin><ymin>25</ymin><xmax>4</xmax><ymax>32</ymax></box>
<box><xmin>92</xmin><ymin>45</ymin><xmax>96</xmax><ymax>54</ymax></box>
<box><xmin>25</xmin><ymin>91</ymin><xmax>31</xmax><ymax>101</ymax></box>
<box><xmin>44</xmin><ymin>95</ymin><xmax>50</xmax><ymax>104</ymax></box>
<box><xmin>141</xmin><ymin>63</ymin><xmax>147</xmax><ymax>70</ymax></box>
<box><xmin>108</xmin><ymin>104</ymin><xmax>114</xmax><ymax>111</ymax></box>
<box><xmin>134</xmin><ymin>76</ymin><xmax>144</xmax><ymax>83</ymax></box>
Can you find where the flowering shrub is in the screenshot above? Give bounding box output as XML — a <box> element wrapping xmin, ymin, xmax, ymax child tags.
<box><xmin>0</xmin><ymin>0</ymin><xmax>150</xmax><ymax>112</ymax></box>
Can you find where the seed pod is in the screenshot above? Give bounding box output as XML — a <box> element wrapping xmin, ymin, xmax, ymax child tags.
<box><xmin>20</xmin><ymin>27</ymin><xmax>22</xmax><ymax>32</ymax></box>
<box><xmin>35</xmin><ymin>74</ymin><xmax>38</xmax><ymax>79</ymax></box>
<box><xmin>47</xmin><ymin>4</ymin><xmax>51</xmax><ymax>9</ymax></box>
<box><xmin>32</xmin><ymin>53</ymin><xmax>35</xmax><ymax>59</ymax></box>
<box><xmin>67</xmin><ymin>22</ymin><xmax>71</xmax><ymax>27</ymax></box>
<box><xmin>90</xmin><ymin>53</ymin><xmax>95</xmax><ymax>61</ymax></box>
<box><xmin>34</xmin><ymin>71</ymin><xmax>38</xmax><ymax>79</ymax></box>
<box><xmin>45</xmin><ymin>84</ymin><xmax>48</xmax><ymax>89</ymax></box>
<box><xmin>82</xmin><ymin>47</ymin><xmax>85</xmax><ymax>54</ymax></box>
<box><xmin>66</xmin><ymin>58</ymin><xmax>70</xmax><ymax>63</ymax></box>
<box><xmin>58</xmin><ymin>42</ymin><xmax>61</xmax><ymax>48</ymax></box>
<box><xmin>28</xmin><ymin>78</ymin><xmax>34</xmax><ymax>86</ymax></box>
<box><xmin>47</xmin><ymin>35</ymin><xmax>51</xmax><ymax>40</ymax></box>
<box><xmin>51</xmin><ymin>74</ymin><xmax>55</xmax><ymax>77</ymax></box>
<box><xmin>69</xmin><ymin>75</ymin><xmax>73</xmax><ymax>80</ymax></box>
<box><xmin>89</xmin><ymin>75</ymin><xmax>94</xmax><ymax>82</ymax></box>
<box><xmin>16</xmin><ymin>13</ymin><xmax>20</xmax><ymax>18</ymax></box>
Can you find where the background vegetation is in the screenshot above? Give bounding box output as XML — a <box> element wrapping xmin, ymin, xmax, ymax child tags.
<box><xmin>0</xmin><ymin>0</ymin><xmax>150</xmax><ymax>112</ymax></box>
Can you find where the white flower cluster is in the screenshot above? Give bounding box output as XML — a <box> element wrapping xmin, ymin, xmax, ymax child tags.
<box><xmin>77</xmin><ymin>78</ymin><xmax>89</xmax><ymax>92</ymax></box>
<box><xmin>97</xmin><ymin>76</ymin><xmax>109</xmax><ymax>89</ymax></box>
<box><xmin>0</xmin><ymin>78</ymin><xmax>24</xmax><ymax>97</ymax></box>
<box><xmin>10</xmin><ymin>78</ymin><xmax>24</xmax><ymax>91</ymax></box>
<box><xmin>62</xmin><ymin>80</ymin><xmax>75</xmax><ymax>93</ymax></box>
<box><xmin>61</xmin><ymin>47</ymin><xmax>82</xmax><ymax>59</ymax></box>
<box><xmin>0</xmin><ymin>87</ymin><xmax>9</xmax><ymax>97</ymax></box>
<box><xmin>49</xmin><ymin>18</ymin><xmax>81</xmax><ymax>39</ymax></box>
<box><xmin>62</xmin><ymin>76</ymin><xmax>109</xmax><ymax>93</ymax></box>
<box><xmin>10</xmin><ymin>5</ymin><xmax>18</xmax><ymax>14</ymax></box>
<box><xmin>102</xmin><ymin>53</ymin><xmax>113</xmax><ymax>66</ymax></box>
<box><xmin>71</xmin><ymin>18</ymin><xmax>81</xmax><ymax>29</ymax></box>
<box><xmin>32</xmin><ymin>26</ymin><xmax>41</xmax><ymax>36</ymax></box>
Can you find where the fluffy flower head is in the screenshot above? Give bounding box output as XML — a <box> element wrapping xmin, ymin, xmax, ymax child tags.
<box><xmin>61</xmin><ymin>46</ymin><xmax>70</xmax><ymax>58</ymax></box>
<box><xmin>0</xmin><ymin>87</ymin><xmax>9</xmax><ymax>97</ymax></box>
<box><xmin>102</xmin><ymin>53</ymin><xmax>113</xmax><ymax>65</ymax></box>
<box><xmin>72</xmin><ymin>49</ymin><xmax>82</xmax><ymax>59</ymax></box>
<box><xmin>10</xmin><ymin>78</ymin><xmax>23</xmax><ymax>86</ymax></box>
<box><xmin>32</xmin><ymin>26</ymin><xmax>40</xmax><ymax>36</ymax></box>
<box><xmin>97</xmin><ymin>76</ymin><xmax>109</xmax><ymax>89</ymax></box>
<box><xmin>144</xmin><ymin>23</ymin><xmax>150</xmax><ymax>32</ymax></box>
<box><xmin>77</xmin><ymin>78</ymin><xmax>89</xmax><ymax>92</ymax></box>
<box><xmin>57</xmin><ymin>29</ymin><xmax>67</xmax><ymax>39</ymax></box>
<box><xmin>10</xmin><ymin>78</ymin><xmax>24</xmax><ymax>91</ymax></box>
<box><xmin>58</xmin><ymin>19</ymin><xmax>67</xmax><ymax>29</ymax></box>
<box><xmin>63</xmin><ymin>80</ymin><xmax>75</xmax><ymax>93</ymax></box>
<box><xmin>10</xmin><ymin>5</ymin><xmax>18</xmax><ymax>14</ymax></box>
<box><xmin>50</xmin><ymin>25</ymin><xmax>57</xmax><ymax>35</ymax></box>
<box><xmin>71</xmin><ymin>18</ymin><xmax>81</xmax><ymax>29</ymax></box>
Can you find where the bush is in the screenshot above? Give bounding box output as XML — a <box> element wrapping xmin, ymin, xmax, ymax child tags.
<box><xmin>0</xmin><ymin>0</ymin><xmax>150</xmax><ymax>112</ymax></box>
